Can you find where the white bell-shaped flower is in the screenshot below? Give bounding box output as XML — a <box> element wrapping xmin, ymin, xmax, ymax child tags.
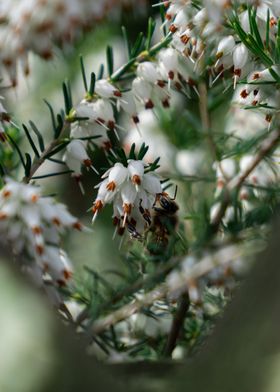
<box><xmin>128</xmin><ymin>159</ymin><xmax>145</xmax><ymax>185</ymax></box>
<box><xmin>95</xmin><ymin>79</ymin><xmax>122</xmax><ymax>99</ymax></box>
<box><xmin>233</xmin><ymin>43</ymin><xmax>248</xmax><ymax>78</ymax></box>
<box><xmin>137</xmin><ymin>62</ymin><xmax>160</xmax><ymax>84</ymax></box>
<box><xmin>216</xmin><ymin>35</ymin><xmax>235</xmax><ymax>58</ymax></box>
<box><xmin>132</xmin><ymin>77</ymin><xmax>154</xmax><ymax>109</ymax></box>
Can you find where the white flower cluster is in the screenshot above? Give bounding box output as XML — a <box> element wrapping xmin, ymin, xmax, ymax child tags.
<box><xmin>210</xmin><ymin>152</ymin><xmax>280</xmax><ymax>224</ymax></box>
<box><xmin>234</xmin><ymin>68</ymin><xmax>280</xmax><ymax>124</ymax></box>
<box><xmin>133</xmin><ymin>46</ymin><xmax>199</xmax><ymax>104</ymax></box>
<box><xmin>92</xmin><ymin>159</ymin><xmax>162</xmax><ymax>234</ymax></box>
<box><xmin>63</xmin><ymin>80</ymin><xmax>124</xmax><ymax>182</ymax></box>
<box><xmin>58</xmin><ymin>0</ymin><xmax>280</xmax><ymax>241</ymax></box>
<box><xmin>133</xmin><ymin>56</ymin><xmax>175</xmax><ymax>109</ymax></box>
<box><xmin>166</xmin><ymin>0</ymin><xmax>278</xmax><ymax>56</ymax></box>
<box><xmin>63</xmin><ymin>71</ymin><xmax>174</xmax><ymax>185</ymax></box>
<box><xmin>163</xmin><ymin>0</ymin><xmax>280</xmax><ymax>120</ymax></box>
<box><xmin>167</xmin><ymin>247</ymin><xmax>247</xmax><ymax>305</ymax></box>
<box><xmin>0</xmin><ymin>0</ymin><xmax>145</xmax><ymax>85</ymax></box>
<box><xmin>0</xmin><ymin>178</ymin><xmax>83</xmax><ymax>286</ymax></box>
<box><xmin>62</xmin><ymin>0</ymin><xmax>280</xmax><ymax>177</ymax></box>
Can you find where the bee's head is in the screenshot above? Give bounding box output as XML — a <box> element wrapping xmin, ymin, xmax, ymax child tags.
<box><xmin>153</xmin><ymin>193</ymin><xmax>179</xmax><ymax>214</ymax></box>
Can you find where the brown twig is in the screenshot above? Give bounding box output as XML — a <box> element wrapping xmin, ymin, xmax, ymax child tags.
<box><xmin>210</xmin><ymin>128</ymin><xmax>280</xmax><ymax>228</ymax></box>
<box><xmin>198</xmin><ymin>81</ymin><xmax>230</xmax><ymax>181</ymax></box>
<box><xmin>77</xmin><ymin>256</ymin><xmax>182</xmax><ymax>325</ymax></box>
<box><xmin>198</xmin><ymin>82</ymin><xmax>218</xmax><ymax>160</ymax></box>
<box><xmin>91</xmin><ymin>244</ymin><xmax>244</xmax><ymax>335</ymax></box>
<box><xmin>163</xmin><ymin>292</ymin><xmax>190</xmax><ymax>358</ymax></box>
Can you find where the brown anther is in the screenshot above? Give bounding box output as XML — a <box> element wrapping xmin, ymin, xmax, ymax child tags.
<box><xmin>96</xmin><ymin>117</ymin><xmax>105</xmax><ymax>124</ymax></box>
<box><xmin>132</xmin><ymin>174</ymin><xmax>141</xmax><ymax>185</ymax></box>
<box><xmin>103</xmin><ymin>141</ymin><xmax>112</xmax><ymax>151</ymax></box>
<box><xmin>133</xmin><ymin>115</ymin><xmax>140</xmax><ymax>124</ymax></box>
<box><xmin>32</xmin><ymin>226</ymin><xmax>42</xmax><ymax>235</ymax></box>
<box><xmin>157</xmin><ymin>80</ymin><xmax>165</xmax><ymax>88</ymax></box>
<box><xmin>83</xmin><ymin>159</ymin><xmax>92</xmax><ymax>167</ymax></box>
<box><xmin>31</xmin><ymin>194</ymin><xmax>39</xmax><ymax>203</ymax></box>
<box><xmin>253</xmin><ymin>72</ymin><xmax>260</xmax><ymax>80</ymax></box>
<box><xmin>74</xmin><ymin>174</ymin><xmax>82</xmax><ymax>183</ymax></box>
<box><xmin>3</xmin><ymin>190</ymin><xmax>11</xmax><ymax>198</ymax></box>
<box><xmin>234</xmin><ymin>68</ymin><xmax>241</xmax><ymax>77</ymax></box>
<box><xmin>3</xmin><ymin>58</ymin><xmax>13</xmax><ymax>67</ymax></box>
<box><xmin>35</xmin><ymin>20</ymin><xmax>54</xmax><ymax>33</ymax></box>
<box><xmin>1</xmin><ymin>113</ymin><xmax>11</xmax><ymax>122</ymax></box>
<box><xmin>168</xmin><ymin>70</ymin><xmax>175</xmax><ymax>80</ymax></box>
<box><xmin>36</xmin><ymin>244</ymin><xmax>44</xmax><ymax>255</ymax></box>
<box><xmin>253</xmin><ymin>89</ymin><xmax>258</xmax><ymax>96</ymax></box>
<box><xmin>123</xmin><ymin>203</ymin><xmax>132</xmax><ymax>214</ymax></box>
<box><xmin>92</xmin><ymin>200</ymin><xmax>103</xmax><ymax>213</ymax></box>
<box><xmin>240</xmin><ymin>89</ymin><xmax>249</xmax><ymax>99</ymax></box>
<box><xmin>270</xmin><ymin>17</ymin><xmax>277</xmax><ymax>27</ymax></box>
<box><xmin>24</xmin><ymin>65</ymin><xmax>30</xmax><ymax>76</ymax></box>
<box><xmin>169</xmin><ymin>24</ymin><xmax>177</xmax><ymax>33</ymax></box>
<box><xmin>52</xmin><ymin>217</ymin><xmax>61</xmax><ymax>226</ymax></box>
<box><xmin>265</xmin><ymin>114</ymin><xmax>272</xmax><ymax>123</ymax></box>
<box><xmin>145</xmin><ymin>99</ymin><xmax>154</xmax><ymax>109</ymax></box>
<box><xmin>113</xmin><ymin>216</ymin><xmax>120</xmax><ymax>226</ymax></box>
<box><xmin>56</xmin><ymin>279</ymin><xmax>66</xmax><ymax>287</ymax></box>
<box><xmin>216</xmin><ymin>52</ymin><xmax>223</xmax><ymax>59</ymax></box>
<box><xmin>0</xmin><ymin>132</ymin><xmax>7</xmax><ymax>143</ymax></box>
<box><xmin>113</xmin><ymin>90</ymin><xmax>122</xmax><ymax>97</ymax></box>
<box><xmin>108</xmin><ymin>120</ymin><xmax>115</xmax><ymax>130</ymax></box>
<box><xmin>0</xmin><ymin>212</ymin><xmax>7</xmax><ymax>220</ymax></box>
<box><xmin>180</xmin><ymin>34</ymin><xmax>190</xmax><ymax>45</ymax></box>
<box><xmin>188</xmin><ymin>78</ymin><xmax>196</xmax><ymax>87</ymax></box>
<box><xmin>41</xmin><ymin>50</ymin><xmax>53</xmax><ymax>60</ymax></box>
<box><xmin>162</xmin><ymin>99</ymin><xmax>170</xmax><ymax>108</ymax></box>
<box><xmin>73</xmin><ymin>221</ymin><xmax>82</xmax><ymax>231</ymax></box>
<box><xmin>63</xmin><ymin>269</ymin><xmax>73</xmax><ymax>280</ymax></box>
<box><xmin>106</xmin><ymin>181</ymin><xmax>116</xmax><ymax>191</ymax></box>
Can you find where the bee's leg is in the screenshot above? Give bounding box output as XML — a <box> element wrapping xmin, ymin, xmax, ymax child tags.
<box><xmin>170</xmin><ymin>185</ymin><xmax>178</xmax><ymax>201</ymax></box>
<box><xmin>139</xmin><ymin>199</ymin><xmax>152</xmax><ymax>225</ymax></box>
<box><xmin>126</xmin><ymin>222</ymin><xmax>143</xmax><ymax>241</ymax></box>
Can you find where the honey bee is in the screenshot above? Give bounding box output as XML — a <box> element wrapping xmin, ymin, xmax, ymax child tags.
<box><xmin>127</xmin><ymin>188</ymin><xmax>179</xmax><ymax>254</ymax></box>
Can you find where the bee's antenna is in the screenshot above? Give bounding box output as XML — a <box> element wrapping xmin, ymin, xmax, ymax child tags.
<box><xmin>170</xmin><ymin>185</ymin><xmax>178</xmax><ymax>200</ymax></box>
